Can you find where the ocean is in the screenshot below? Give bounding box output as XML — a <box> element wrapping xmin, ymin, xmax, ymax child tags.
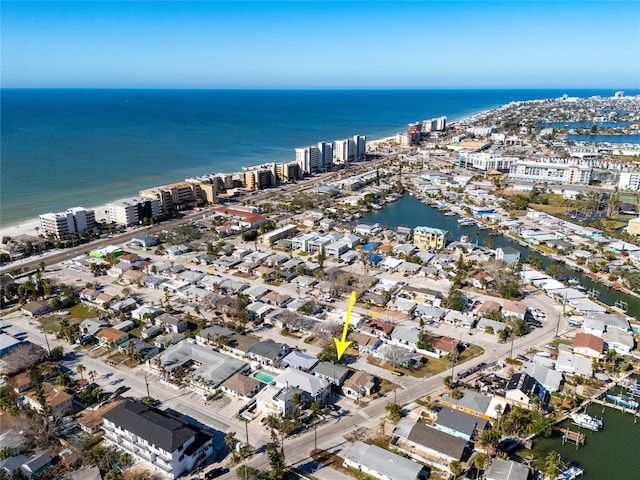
<box><xmin>0</xmin><ymin>88</ymin><xmax>629</xmax><ymax>227</ymax></box>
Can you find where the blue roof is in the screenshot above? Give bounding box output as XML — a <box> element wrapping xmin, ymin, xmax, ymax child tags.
<box><xmin>367</xmin><ymin>254</ymin><xmax>383</xmax><ymax>263</ymax></box>
<box><xmin>362</xmin><ymin>242</ymin><xmax>380</xmax><ymax>252</ymax></box>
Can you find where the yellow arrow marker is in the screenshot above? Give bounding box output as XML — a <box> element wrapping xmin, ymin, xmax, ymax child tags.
<box><xmin>334</xmin><ymin>290</ymin><xmax>357</xmax><ymax>361</ymax></box>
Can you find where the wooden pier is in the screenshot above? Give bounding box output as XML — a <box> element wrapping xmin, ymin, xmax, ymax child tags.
<box><xmin>591</xmin><ymin>398</ymin><xmax>639</xmax><ymax>414</ymax></box>
<box><xmin>555</xmin><ymin>427</ymin><xmax>585</xmax><ymax>446</ymax></box>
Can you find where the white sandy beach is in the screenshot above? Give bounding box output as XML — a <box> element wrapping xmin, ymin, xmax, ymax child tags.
<box><xmin>0</xmin><ymin>204</ymin><xmax>112</xmax><ymax>240</ymax></box>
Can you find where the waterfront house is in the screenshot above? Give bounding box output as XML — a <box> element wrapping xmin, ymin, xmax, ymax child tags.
<box><xmin>343</xmin><ymin>441</ymin><xmax>428</xmax><ymax>480</ymax></box>
<box><xmin>413</xmin><ymin>226</ymin><xmax>449</xmax><ymax>250</ymax></box>
<box><xmin>522</xmin><ymin>362</ymin><xmax>563</xmax><ymax>392</ymax></box>
<box><xmin>602</xmin><ymin>329</ymin><xmax>635</xmax><ymax>355</ymax></box>
<box><xmin>573</xmin><ymin>333</ymin><xmax>604</xmax><ymax>359</ymax></box>
<box><xmin>505</xmin><ymin>372</ymin><xmax>547</xmax><ymax>408</ymax></box>
<box><xmin>495</xmin><ymin>246</ymin><xmax>521</xmax><ymax>264</ymax></box>
<box><xmin>102</xmin><ymin>399</ymin><xmax>214</xmax><ymax>479</ymax></box>
<box><xmin>392</xmin><ymin>419</ymin><xmax>471</xmax><ymax>468</ymax></box>
<box><xmin>440</xmin><ymin>390</ymin><xmax>506</xmax><ymax>421</ymax></box>
<box><xmin>485</xmin><ymin>459</ymin><xmax>529</xmax><ymax>480</ymax></box>
<box><xmin>434</xmin><ymin>406</ymin><xmax>490</xmax><ymax>441</ymax></box>
<box><xmin>554</xmin><ymin>351</ymin><xmax>593</xmax><ymax>378</ymax></box>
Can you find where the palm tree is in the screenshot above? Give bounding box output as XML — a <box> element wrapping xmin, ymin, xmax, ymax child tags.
<box><xmin>88</xmin><ymin>370</ymin><xmax>97</xmax><ymax>384</ymax></box>
<box><xmin>471</xmin><ymin>452</ymin><xmax>488</xmax><ymax>479</ymax></box>
<box><xmin>76</xmin><ymin>364</ymin><xmax>86</xmax><ymax>381</ymax></box>
<box><xmin>224</xmin><ymin>431</ymin><xmax>237</xmax><ymax>462</ymax></box>
<box><xmin>523</xmin><ymin>454</ymin><xmax>537</xmax><ymax>474</ymax></box>
<box><xmin>544</xmin><ymin>451</ymin><xmax>564</xmax><ymax>479</ymax></box>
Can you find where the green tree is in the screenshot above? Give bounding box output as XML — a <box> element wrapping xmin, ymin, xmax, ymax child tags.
<box><xmin>225</xmin><ymin>431</ymin><xmax>237</xmax><ymax>462</ymax></box>
<box><xmin>385</xmin><ymin>402</ymin><xmax>402</xmax><ymax>423</ymax></box>
<box><xmin>266</xmin><ymin>430</ymin><xmax>286</xmax><ymax>479</ymax></box>
<box><xmin>76</xmin><ymin>364</ymin><xmax>86</xmax><ymax>381</ymax></box>
<box><xmin>544</xmin><ymin>451</ymin><xmax>564</xmax><ymax>479</ymax></box>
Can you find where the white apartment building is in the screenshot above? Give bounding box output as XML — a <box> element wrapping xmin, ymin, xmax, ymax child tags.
<box><xmin>39</xmin><ymin>207</ymin><xmax>96</xmax><ymax>240</ymax></box>
<box><xmin>508</xmin><ymin>160</ymin><xmax>592</xmax><ymax>185</ymax></box>
<box><xmin>102</xmin><ymin>400</ymin><xmax>214</xmax><ymax>479</ymax></box>
<box><xmin>354</xmin><ymin>135</ymin><xmax>367</xmax><ymax>161</ymax></box>
<box><xmin>318</xmin><ymin>141</ymin><xmax>333</xmax><ymax>171</ymax></box>
<box><xmin>618</xmin><ymin>171</ymin><xmax>640</xmax><ymax>191</ymax></box>
<box><xmin>295</xmin><ymin>145</ymin><xmax>321</xmax><ymax>175</ymax></box>
<box><xmin>334</xmin><ymin>138</ymin><xmax>356</xmax><ymax>165</ymax></box>
<box><xmin>106</xmin><ymin>197</ymin><xmax>161</xmax><ymax>226</ymax></box>
<box><xmin>460</xmin><ymin>152</ymin><xmax>517</xmax><ymax>172</ymax></box>
<box><xmin>422</xmin><ymin>115</ymin><xmax>447</xmax><ymax>132</ymax></box>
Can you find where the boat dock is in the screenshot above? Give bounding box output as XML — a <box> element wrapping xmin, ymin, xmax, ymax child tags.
<box><xmin>556</xmin><ymin>427</ymin><xmax>585</xmax><ymax>446</ymax></box>
<box><xmin>591</xmin><ymin>398</ymin><xmax>640</xmax><ymax>419</ymax></box>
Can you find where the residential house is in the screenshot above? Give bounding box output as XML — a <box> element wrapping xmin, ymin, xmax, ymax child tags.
<box><xmin>505</xmin><ymin>372</ymin><xmax>547</xmax><ymax>408</ymax></box>
<box><xmin>602</xmin><ymin>329</ymin><xmax>635</xmax><ymax>355</ymax></box>
<box><xmin>246</xmin><ymin>339</ymin><xmax>291</xmax><ymax>366</ymax></box>
<box><xmin>573</xmin><ymin>333</ymin><xmax>604</xmax><ymax>359</ymax></box>
<box><xmin>485</xmin><ymin>459</ymin><xmax>529</xmax><ymax>480</ymax></box>
<box><xmin>96</xmin><ymin>327</ymin><xmax>129</xmax><ymax>347</ymax></box>
<box><xmin>343</xmin><ymin>441</ymin><xmax>428</xmax><ymax>480</ymax></box>
<box><xmin>434</xmin><ymin>406</ymin><xmax>490</xmax><ymax>441</ymax></box>
<box><xmin>342</xmin><ymin>371</ymin><xmax>376</xmax><ymax>400</ymax></box>
<box><xmin>117</xmin><ymin>338</ymin><xmax>160</xmax><ymax>362</ymax></box>
<box><xmin>155</xmin><ymin>313</ymin><xmax>188</xmax><ymax>334</ymax></box>
<box><xmin>21</xmin><ymin>382</ymin><xmax>73</xmax><ymax>420</ymax></box>
<box><xmin>102</xmin><ymin>400</ymin><xmax>214</xmax><ymax>479</ymax></box>
<box><xmin>0</xmin><ymin>334</ymin><xmax>21</xmax><ymax>358</ymax></box>
<box><xmin>281</xmin><ymin>350</ymin><xmax>318</xmax><ymax>371</ymax></box>
<box><xmin>311</xmin><ymin>361</ymin><xmax>351</xmax><ymax>386</ymax></box>
<box><xmin>554</xmin><ymin>351</ymin><xmax>593</xmax><ymax>377</ymax></box>
<box><xmin>522</xmin><ymin>362</ymin><xmax>563</xmax><ymax>392</ymax></box>
<box><xmin>439</xmin><ymin>390</ymin><xmax>505</xmax><ymax>421</ymax></box>
<box><xmin>272</xmin><ymin>368</ymin><xmax>330</xmax><ymax>405</ymax></box>
<box><xmin>220</xmin><ymin>374</ymin><xmax>263</xmax><ymax>400</ymax></box>
<box><xmin>413</xmin><ymin>226</ymin><xmax>449</xmax><ymax>250</ymax></box>
<box><xmin>0</xmin><ymin>452</ymin><xmax>52</xmax><ymax>479</ymax></box>
<box><xmin>360</xmin><ymin>319</ymin><xmax>395</xmax><ymax>338</ymax></box>
<box><xmin>348</xmin><ymin>332</ymin><xmax>382</xmax><ymax>354</ymax></box>
<box><xmin>444</xmin><ymin>311</ymin><xmax>476</xmax><ymax>329</ymax></box>
<box><xmin>495</xmin><ymin>247</ymin><xmax>520</xmax><ymax>264</ymax></box>
<box><xmin>431</xmin><ymin>336</ymin><xmax>459</xmax><ymax>357</ymax></box>
<box><xmin>392</xmin><ymin>420</ymin><xmax>471</xmax><ymax>467</ymax></box>
<box><xmin>390</xmin><ymin>324</ymin><xmax>421</xmax><ymax>349</ymax></box>
<box><xmin>154</xmin><ymin>332</ymin><xmax>185</xmax><ymax>350</ymax></box>
<box><xmin>196</xmin><ymin>326</ymin><xmax>233</xmax><ymax>347</ymax></box>
<box><xmin>502</xmin><ymin>301</ymin><xmax>527</xmax><ymax>320</ymax></box>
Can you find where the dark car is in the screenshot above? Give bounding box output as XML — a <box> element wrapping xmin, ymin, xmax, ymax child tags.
<box><xmin>205</xmin><ymin>468</ymin><xmax>229</xmax><ymax>479</ymax></box>
<box><xmin>114</xmin><ymin>386</ymin><xmax>130</xmax><ymax>396</ymax></box>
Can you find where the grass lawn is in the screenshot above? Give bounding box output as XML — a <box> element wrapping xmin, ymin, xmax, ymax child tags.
<box><xmin>529</xmin><ymin>203</ymin><xmax>574</xmax><ymax>216</ymax></box>
<box><xmin>369</xmin><ymin>344</ymin><xmax>485</xmax><ymax>379</ymax></box>
<box><xmin>39</xmin><ymin>303</ymin><xmax>99</xmax><ymax>333</ymax></box>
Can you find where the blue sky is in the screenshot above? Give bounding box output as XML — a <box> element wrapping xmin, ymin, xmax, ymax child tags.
<box><xmin>2</xmin><ymin>1</ymin><xmax>639</xmax><ymax>88</ymax></box>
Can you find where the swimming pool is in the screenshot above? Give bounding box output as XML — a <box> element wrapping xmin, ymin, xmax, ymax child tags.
<box><xmin>252</xmin><ymin>371</ymin><xmax>274</xmax><ymax>383</ymax></box>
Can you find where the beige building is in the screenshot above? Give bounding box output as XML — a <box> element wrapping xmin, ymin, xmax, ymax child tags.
<box><xmin>413</xmin><ymin>226</ymin><xmax>449</xmax><ymax>250</ymax></box>
<box><xmin>139</xmin><ymin>182</ymin><xmax>203</xmax><ymax>212</ymax></box>
<box><xmin>627</xmin><ymin>217</ymin><xmax>640</xmax><ymax>236</ymax></box>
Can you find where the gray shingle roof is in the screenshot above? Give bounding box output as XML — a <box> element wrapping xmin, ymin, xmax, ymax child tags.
<box><xmin>103</xmin><ymin>400</ymin><xmax>208</xmax><ymax>452</ymax></box>
<box><xmin>344</xmin><ymin>441</ymin><xmax>424</xmax><ymax>480</ymax></box>
<box><xmin>435</xmin><ymin>406</ymin><xmax>489</xmax><ymax>438</ymax></box>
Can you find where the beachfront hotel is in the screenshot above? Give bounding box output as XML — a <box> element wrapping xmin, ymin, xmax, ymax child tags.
<box><xmin>139</xmin><ymin>181</ymin><xmax>204</xmax><ymax>213</ymax></box>
<box><xmin>39</xmin><ymin>207</ymin><xmax>96</xmax><ymax>240</ymax></box>
<box><xmin>106</xmin><ymin>197</ymin><xmax>161</xmax><ymax>226</ymax></box>
<box><xmin>295</xmin><ymin>145</ymin><xmax>322</xmax><ymax>175</ymax></box>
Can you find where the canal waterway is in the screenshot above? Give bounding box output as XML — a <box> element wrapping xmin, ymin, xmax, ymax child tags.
<box><xmin>357</xmin><ymin>194</ymin><xmax>640</xmax><ymax>319</ymax></box>
<box><xmin>520</xmin><ymin>401</ymin><xmax>639</xmax><ymax>479</ymax></box>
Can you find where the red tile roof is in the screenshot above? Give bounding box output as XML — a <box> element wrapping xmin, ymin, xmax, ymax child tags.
<box><xmin>573</xmin><ymin>333</ymin><xmax>604</xmax><ymax>352</ymax></box>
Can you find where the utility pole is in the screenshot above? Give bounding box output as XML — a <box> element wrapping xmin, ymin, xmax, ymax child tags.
<box><xmin>510</xmin><ymin>332</ymin><xmax>515</xmax><ymax>359</ymax></box>
<box><xmin>314</xmin><ymin>424</ymin><xmax>318</xmax><ymax>453</ymax></box>
<box><xmin>144</xmin><ymin>374</ymin><xmax>150</xmax><ymax>399</ymax></box>
<box><xmin>42</xmin><ymin>330</ymin><xmax>51</xmax><ymax>356</ymax></box>
<box><xmin>555</xmin><ymin>312</ymin><xmax>561</xmax><ymax>337</ymax></box>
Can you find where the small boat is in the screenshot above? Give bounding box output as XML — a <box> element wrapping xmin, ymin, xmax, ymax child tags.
<box><xmin>371</xmin><ymin>203</ymin><xmax>383</xmax><ymax>210</ymax></box>
<box><xmin>558</xmin><ymin>466</ymin><xmax>583</xmax><ymax>480</ymax></box>
<box><xmin>606</xmin><ymin>394</ymin><xmax>639</xmax><ymax>409</ymax></box>
<box><xmin>569</xmin><ymin>412</ymin><xmax>603</xmax><ymax>431</ymax></box>
<box><xmin>443</xmin><ymin>211</ymin><xmax>456</xmax><ymax>216</ymax></box>
<box><xmin>477</xmin><ymin>223</ymin><xmax>491</xmax><ymax>230</ymax></box>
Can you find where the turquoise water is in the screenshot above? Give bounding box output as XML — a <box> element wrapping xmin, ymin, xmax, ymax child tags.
<box><xmin>2</xmin><ymin>88</ymin><xmax>630</xmax><ymax>226</ymax></box>
<box><xmin>568</xmin><ymin>134</ymin><xmax>640</xmax><ymax>144</ymax></box>
<box><xmin>252</xmin><ymin>371</ymin><xmax>274</xmax><ymax>383</ymax></box>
